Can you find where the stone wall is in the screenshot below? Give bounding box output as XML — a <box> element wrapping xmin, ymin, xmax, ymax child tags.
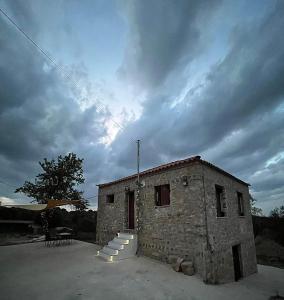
<box><xmin>202</xmin><ymin>165</ymin><xmax>257</xmax><ymax>283</ymax></box>
<box><xmin>97</xmin><ymin>162</ymin><xmax>208</xmax><ymax>278</ymax></box>
<box><xmin>96</xmin><ymin>178</ymin><xmax>137</xmax><ymax>244</ymax></box>
<box><xmin>96</xmin><ymin>160</ymin><xmax>257</xmax><ymax>283</ymax></box>
<box><xmin>138</xmin><ymin>162</ymin><xmax>207</xmax><ymax>278</ymax></box>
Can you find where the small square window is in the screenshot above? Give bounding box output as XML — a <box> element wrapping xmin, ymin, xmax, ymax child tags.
<box><xmin>215</xmin><ymin>185</ymin><xmax>226</xmax><ymax>217</ymax></box>
<box><xmin>237</xmin><ymin>192</ymin><xmax>244</xmax><ymax>216</ymax></box>
<box><xmin>155</xmin><ymin>184</ymin><xmax>170</xmax><ymax>206</ymax></box>
<box><xmin>106</xmin><ymin>194</ymin><xmax>114</xmax><ymax>204</ymax></box>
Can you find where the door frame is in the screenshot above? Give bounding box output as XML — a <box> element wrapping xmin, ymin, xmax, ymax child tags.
<box><xmin>126</xmin><ymin>191</ymin><xmax>135</xmax><ymax>230</ymax></box>
<box><xmin>232</xmin><ymin>244</ymin><xmax>243</xmax><ymax>281</ymax></box>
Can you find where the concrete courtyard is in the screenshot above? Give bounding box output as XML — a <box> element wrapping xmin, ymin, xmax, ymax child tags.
<box><xmin>0</xmin><ymin>241</ymin><xmax>283</xmax><ymax>300</ymax></box>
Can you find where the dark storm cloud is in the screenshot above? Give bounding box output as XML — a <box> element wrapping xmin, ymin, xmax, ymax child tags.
<box><xmin>1</xmin><ymin>0</ymin><xmax>283</xmax><ymax>214</ymax></box>
<box><xmin>0</xmin><ymin>2</ymin><xmax>109</xmax><ymax>205</ymax></box>
<box><xmin>111</xmin><ymin>1</ymin><xmax>284</xmax><ymax>212</ymax></box>
<box><xmin>212</xmin><ymin>109</ymin><xmax>284</xmax><ymax>176</ymax></box>
<box><xmin>252</xmin><ymin>158</ymin><xmax>284</xmax><ymax>192</ymax></box>
<box><xmin>118</xmin><ymin>0</ymin><xmax>221</xmax><ymax>91</ymax></box>
<box><xmin>249</xmin><ymin>156</ymin><xmax>284</xmax><ymax>213</ymax></box>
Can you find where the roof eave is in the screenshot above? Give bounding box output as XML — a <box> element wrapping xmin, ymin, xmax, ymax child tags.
<box><xmin>97</xmin><ymin>156</ymin><xmax>250</xmax><ymax>188</ymax></box>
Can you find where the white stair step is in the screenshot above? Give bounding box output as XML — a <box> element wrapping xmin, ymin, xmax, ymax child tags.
<box><xmin>108</xmin><ymin>241</ymin><xmax>124</xmax><ymax>250</ymax></box>
<box><xmin>113</xmin><ymin>237</ymin><xmax>129</xmax><ymax>245</ymax></box>
<box><xmin>117</xmin><ymin>233</ymin><xmax>135</xmax><ymax>240</ymax></box>
<box><xmin>102</xmin><ymin>246</ymin><xmax>118</xmax><ymax>256</ymax></box>
<box><xmin>98</xmin><ymin>251</ymin><xmax>113</xmax><ymax>262</ymax></box>
<box><xmin>97</xmin><ymin>232</ymin><xmax>137</xmax><ymax>263</ymax></box>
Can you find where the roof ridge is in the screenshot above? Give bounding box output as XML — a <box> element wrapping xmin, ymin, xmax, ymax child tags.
<box><xmin>97</xmin><ymin>155</ymin><xmax>201</xmax><ymax>187</ymax></box>
<box><xmin>97</xmin><ymin>155</ymin><xmax>250</xmax><ymax>188</ymax></box>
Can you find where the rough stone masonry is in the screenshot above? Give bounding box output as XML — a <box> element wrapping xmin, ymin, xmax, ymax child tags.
<box><xmin>96</xmin><ymin>156</ymin><xmax>257</xmax><ymax>283</ymax></box>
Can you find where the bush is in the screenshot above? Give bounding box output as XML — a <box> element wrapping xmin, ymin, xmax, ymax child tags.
<box><xmin>252</xmin><ymin>215</ymin><xmax>284</xmax><ymax>246</ymax></box>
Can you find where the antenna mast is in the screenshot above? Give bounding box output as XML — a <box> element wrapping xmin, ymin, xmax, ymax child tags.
<box><xmin>136</xmin><ymin>139</ymin><xmax>141</xmax><ymax>254</ymax></box>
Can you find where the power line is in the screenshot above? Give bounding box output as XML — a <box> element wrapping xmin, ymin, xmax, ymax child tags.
<box><xmin>0</xmin><ymin>7</ymin><xmax>56</xmax><ymax>66</ymax></box>
<box><xmin>84</xmin><ymin>195</ymin><xmax>98</xmax><ymax>200</ymax></box>
<box><xmin>0</xmin><ymin>179</ymin><xmax>18</xmax><ymax>189</ymax></box>
<box><xmin>0</xmin><ymin>7</ymin><xmax>140</xmax><ymax>191</ymax></box>
<box><xmin>0</xmin><ymin>6</ymin><xmax>125</xmax><ymax>132</ymax></box>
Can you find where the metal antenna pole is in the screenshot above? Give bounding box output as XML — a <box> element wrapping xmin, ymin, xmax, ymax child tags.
<box><xmin>136</xmin><ymin>139</ymin><xmax>141</xmax><ymax>254</ymax></box>
<box><xmin>137</xmin><ymin>139</ymin><xmax>140</xmax><ymax>188</ymax></box>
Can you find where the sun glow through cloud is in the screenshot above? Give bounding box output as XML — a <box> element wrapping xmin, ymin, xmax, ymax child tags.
<box><xmin>0</xmin><ymin>0</ymin><xmax>283</xmax><ymax>214</ymax></box>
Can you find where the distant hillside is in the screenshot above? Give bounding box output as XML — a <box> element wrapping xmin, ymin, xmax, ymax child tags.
<box><xmin>252</xmin><ymin>215</ymin><xmax>284</xmax><ymax>269</ymax></box>
<box><xmin>0</xmin><ymin>206</ymin><xmax>97</xmax><ymax>244</ymax></box>
<box><xmin>252</xmin><ymin>216</ymin><xmax>284</xmax><ymax>246</ymax></box>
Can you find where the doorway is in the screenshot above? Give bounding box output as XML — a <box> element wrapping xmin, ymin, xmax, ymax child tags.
<box><xmin>127</xmin><ymin>191</ymin><xmax>135</xmax><ymax>229</ymax></box>
<box><xmin>232</xmin><ymin>244</ymin><xmax>243</xmax><ymax>281</ymax></box>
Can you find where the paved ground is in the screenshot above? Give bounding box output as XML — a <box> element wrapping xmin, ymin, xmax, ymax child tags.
<box><xmin>0</xmin><ymin>241</ymin><xmax>283</xmax><ymax>300</ymax></box>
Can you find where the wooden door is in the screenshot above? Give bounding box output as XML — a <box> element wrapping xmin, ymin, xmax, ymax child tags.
<box><xmin>232</xmin><ymin>245</ymin><xmax>242</xmax><ymax>281</ymax></box>
<box><xmin>128</xmin><ymin>191</ymin><xmax>135</xmax><ymax>229</ymax></box>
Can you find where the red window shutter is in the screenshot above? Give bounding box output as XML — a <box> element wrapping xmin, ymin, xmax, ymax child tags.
<box><xmin>161</xmin><ymin>185</ymin><xmax>170</xmax><ymax>205</ymax></box>
<box><xmin>155</xmin><ymin>186</ymin><xmax>161</xmax><ymax>206</ymax></box>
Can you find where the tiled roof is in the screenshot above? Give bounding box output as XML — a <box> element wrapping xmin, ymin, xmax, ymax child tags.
<box><xmin>97</xmin><ymin>155</ymin><xmax>250</xmax><ymax>188</ymax></box>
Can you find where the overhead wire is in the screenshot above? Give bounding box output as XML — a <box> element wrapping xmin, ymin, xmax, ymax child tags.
<box><xmin>0</xmin><ymin>179</ymin><xmax>18</xmax><ymax>188</ymax></box>
<box><xmin>0</xmin><ymin>7</ymin><xmax>139</xmax><ymax>201</ymax></box>
<box><xmin>0</xmin><ymin>7</ymin><xmax>126</xmax><ymax>133</ymax></box>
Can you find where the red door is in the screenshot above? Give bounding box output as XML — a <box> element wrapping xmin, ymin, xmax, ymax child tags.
<box><xmin>128</xmin><ymin>192</ymin><xmax>135</xmax><ymax>229</ymax></box>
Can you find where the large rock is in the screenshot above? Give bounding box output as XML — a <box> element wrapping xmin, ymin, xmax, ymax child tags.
<box><xmin>181</xmin><ymin>261</ymin><xmax>193</xmax><ymax>268</ymax></box>
<box><xmin>181</xmin><ymin>261</ymin><xmax>195</xmax><ymax>276</ymax></box>
<box><xmin>172</xmin><ymin>257</ymin><xmax>184</xmax><ymax>272</ymax></box>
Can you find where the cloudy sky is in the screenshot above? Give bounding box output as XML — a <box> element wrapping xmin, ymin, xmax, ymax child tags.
<box><xmin>0</xmin><ymin>0</ymin><xmax>283</xmax><ymax>214</ymax></box>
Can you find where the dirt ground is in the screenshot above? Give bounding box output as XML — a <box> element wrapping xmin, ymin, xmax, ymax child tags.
<box><xmin>255</xmin><ymin>235</ymin><xmax>284</xmax><ymax>269</ymax></box>
<box><xmin>0</xmin><ymin>233</ymin><xmax>35</xmax><ymax>246</ymax></box>
<box><xmin>0</xmin><ymin>241</ymin><xmax>283</xmax><ymax>300</ymax></box>
<box><xmin>0</xmin><ymin>232</ymin><xmax>97</xmax><ymax>246</ymax></box>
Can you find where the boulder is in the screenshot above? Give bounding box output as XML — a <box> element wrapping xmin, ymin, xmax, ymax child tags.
<box><xmin>181</xmin><ymin>261</ymin><xmax>193</xmax><ymax>268</ymax></box>
<box><xmin>172</xmin><ymin>257</ymin><xmax>184</xmax><ymax>272</ymax></box>
<box><xmin>181</xmin><ymin>261</ymin><xmax>195</xmax><ymax>276</ymax></box>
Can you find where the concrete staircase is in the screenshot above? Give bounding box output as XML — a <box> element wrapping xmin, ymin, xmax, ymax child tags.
<box><xmin>97</xmin><ymin>232</ymin><xmax>137</xmax><ymax>262</ymax></box>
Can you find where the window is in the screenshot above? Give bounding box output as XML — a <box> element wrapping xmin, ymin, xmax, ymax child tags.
<box><xmin>237</xmin><ymin>192</ymin><xmax>244</xmax><ymax>216</ymax></box>
<box><xmin>155</xmin><ymin>184</ymin><xmax>170</xmax><ymax>206</ymax></box>
<box><xmin>106</xmin><ymin>194</ymin><xmax>114</xmax><ymax>204</ymax></box>
<box><xmin>215</xmin><ymin>185</ymin><xmax>226</xmax><ymax>217</ymax></box>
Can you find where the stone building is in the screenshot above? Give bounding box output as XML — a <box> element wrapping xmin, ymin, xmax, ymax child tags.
<box><xmin>96</xmin><ymin>156</ymin><xmax>257</xmax><ymax>283</ymax></box>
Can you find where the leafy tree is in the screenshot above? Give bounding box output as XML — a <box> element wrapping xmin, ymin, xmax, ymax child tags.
<box><xmin>249</xmin><ymin>194</ymin><xmax>263</xmax><ymax>216</ymax></box>
<box><xmin>270</xmin><ymin>206</ymin><xmax>284</xmax><ymax>218</ymax></box>
<box><xmin>15</xmin><ymin>153</ymin><xmax>88</xmax><ymax>209</ymax></box>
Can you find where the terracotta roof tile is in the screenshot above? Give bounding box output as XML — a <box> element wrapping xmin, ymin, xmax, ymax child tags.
<box><xmin>97</xmin><ymin>155</ymin><xmax>250</xmax><ymax>188</ymax></box>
